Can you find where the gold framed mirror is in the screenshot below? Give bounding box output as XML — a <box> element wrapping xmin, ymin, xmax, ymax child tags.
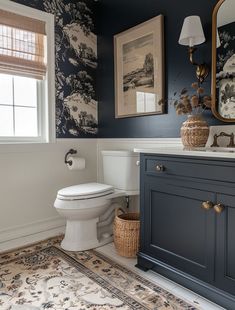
<box><xmin>212</xmin><ymin>0</ymin><xmax>235</xmax><ymax>122</ymax></box>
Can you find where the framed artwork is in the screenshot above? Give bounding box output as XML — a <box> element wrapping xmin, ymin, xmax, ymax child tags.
<box><xmin>114</xmin><ymin>15</ymin><xmax>165</xmax><ymax>118</ymax></box>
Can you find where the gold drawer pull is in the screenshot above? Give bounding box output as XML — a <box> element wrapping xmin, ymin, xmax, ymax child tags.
<box><xmin>155</xmin><ymin>164</ymin><xmax>165</xmax><ymax>172</ymax></box>
<box><xmin>201</xmin><ymin>201</ymin><xmax>214</xmax><ymax>210</ymax></box>
<box><xmin>214</xmin><ymin>204</ymin><xmax>225</xmax><ymax>214</ymax></box>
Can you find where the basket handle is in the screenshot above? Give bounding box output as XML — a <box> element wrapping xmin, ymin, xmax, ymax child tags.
<box><xmin>115</xmin><ymin>207</ymin><xmax>126</xmax><ymax>217</ymax></box>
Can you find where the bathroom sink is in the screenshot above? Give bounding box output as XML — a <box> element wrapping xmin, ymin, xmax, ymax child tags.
<box><xmin>192</xmin><ymin>147</ymin><xmax>235</xmax><ymax>153</ymax></box>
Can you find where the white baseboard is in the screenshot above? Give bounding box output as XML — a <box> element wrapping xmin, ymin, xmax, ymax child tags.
<box><xmin>0</xmin><ymin>216</ymin><xmax>65</xmax><ymax>252</ymax></box>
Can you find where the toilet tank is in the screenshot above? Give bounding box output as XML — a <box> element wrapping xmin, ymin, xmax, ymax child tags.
<box><xmin>102</xmin><ymin>150</ymin><xmax>139</xmax><ymax>193</ymax></box>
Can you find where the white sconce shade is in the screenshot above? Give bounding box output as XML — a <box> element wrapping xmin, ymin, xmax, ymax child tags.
<box><xmin>217</xmin><ymin>29</ymin><xmax>221</xmax><ymax>48</ymax></box>
<box><xmin>179</xmin><ymin>16</ymin><xmax>206</xmax><ymax>47</ymax></box>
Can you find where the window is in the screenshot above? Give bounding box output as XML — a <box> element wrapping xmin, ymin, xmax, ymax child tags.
<box><xmin>0</xmin><ymin>74</ymin><xmax>38</xmax><ymax>137</ymax></box>
<box><xmin>0</xmin><ymin>1</ymin><xmax>55</xmax><ymax>143</ymax></box>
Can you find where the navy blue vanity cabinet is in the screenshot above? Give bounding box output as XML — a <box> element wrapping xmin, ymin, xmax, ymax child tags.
<box><xmin>137</xmin><ymin>154</ymin><xmax>235</xmax><ymax>309</ymax></box>
<box><xmin>142</xmin><ymin>180</ymin><xmax>216</xmax><ymax>282</ymax></box>
<box><xmin>215</xmin><ymin>193</ymin><xmax>235</xmax><ymax>296</ymax></box>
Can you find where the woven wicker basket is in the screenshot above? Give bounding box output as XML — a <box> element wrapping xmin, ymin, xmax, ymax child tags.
<box><xmin>181</xmin><ymin>114</ymin><xmax>209</xmax><ymax>147</ymax></box>
<box><xmin>113</xmin><ymin>208</ymin><xmax>140</xmax><ymax>258</ymax></box>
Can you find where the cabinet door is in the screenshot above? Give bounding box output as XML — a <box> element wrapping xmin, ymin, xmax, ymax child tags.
<box><xmin>142</xmin><ymin>178</ymin><xmax>216</xmax><ymax>283</ymax></box>
<box><xmin>215</xmin><ymin>194</ymin><xmax>235</xmax><ymax>296</ymax></box>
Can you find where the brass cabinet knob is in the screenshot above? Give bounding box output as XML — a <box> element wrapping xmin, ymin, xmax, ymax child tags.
<box><xmin>201</xmin><ymin>201</ymin><xmax>214</xmax><ymax>210</ymax></box>
<box><xmin>155</xmin><ymin>164</ymin><xmax>165</xmax><ymax>172</ymax></box>
<box><xmin>214</xmin><ymin>204</ymin><xmax>225</xmax><ymax>214</ymax></box>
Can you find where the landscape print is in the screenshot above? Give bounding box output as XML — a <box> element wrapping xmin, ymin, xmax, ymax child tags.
<box><xmin>115</xmin><ymin>15</ymin><xmax>164</xmax><ymax>118</ymax></box>
<box><xmin>122</xmin><ymin>34</ymin><xmax>157</xmax><ymax>115</ymax></box>
<box><xmin>123</xmin><ymin>34</ymin><xmax>154</xmax><ymax>93</ymax></box>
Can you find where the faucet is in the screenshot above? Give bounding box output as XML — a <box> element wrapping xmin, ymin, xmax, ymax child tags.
<box><xmin>211</xmin><ymin>132</ymin><xmax>235</xmax><ymax>148</ymax></box>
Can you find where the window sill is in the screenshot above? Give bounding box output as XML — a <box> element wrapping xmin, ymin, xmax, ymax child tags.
<box><xmin>0</xmin><ymin>138</ymin><xmax>93</xmax><ymax>154</ymax></box>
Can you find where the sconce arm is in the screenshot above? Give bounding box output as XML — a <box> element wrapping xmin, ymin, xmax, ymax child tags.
<box><xmin>188</xmin><ymin>46</ymin><xmax>209</xmax><ymax>84</ymax></box>
<box><xmin>189</xmin><ymin>46</ymin><xmax>198</xmax><ymax>66</ymax></box>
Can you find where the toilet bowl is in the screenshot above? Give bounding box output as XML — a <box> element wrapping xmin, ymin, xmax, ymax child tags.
<box><xmin>54</xmin><ymin>151</ymin><xmax>139</xmax><ymax>251</ymax></box>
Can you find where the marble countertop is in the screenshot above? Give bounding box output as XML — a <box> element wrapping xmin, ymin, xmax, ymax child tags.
<box><xmin>133</xmin><ymin>147</ymin><xmax>235</xmax><ymax>159</ymax></box>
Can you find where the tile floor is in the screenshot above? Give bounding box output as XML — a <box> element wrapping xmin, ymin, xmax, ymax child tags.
<box><xmin>97</xmin><ymin>242</ymin><xmax>225</xmax><ymax>310</ymax></box>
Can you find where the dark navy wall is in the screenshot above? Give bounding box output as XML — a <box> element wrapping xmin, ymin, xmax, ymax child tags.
<box><xmin>97</xmin><ymin>0</ymin><xmax>227</xmax><ymax>138</ymax></box>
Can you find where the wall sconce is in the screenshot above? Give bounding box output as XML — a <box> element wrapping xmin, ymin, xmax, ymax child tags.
<box><xmin>178</xmin><ymin>15</ymin><xmax>209</xmax><ymax>84</ymax></box>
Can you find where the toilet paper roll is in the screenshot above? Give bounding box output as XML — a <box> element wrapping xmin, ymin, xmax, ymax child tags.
<box><xmin>67</xmin><ymin>156</ymin><xmax>86</xmax><ymax>170</ymax></box>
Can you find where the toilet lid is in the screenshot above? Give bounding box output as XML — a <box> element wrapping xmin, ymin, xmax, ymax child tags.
<box><xmin>57</xmin><ymin>183</ymin><xmax>114</xmax><ymax>200</ymax></box>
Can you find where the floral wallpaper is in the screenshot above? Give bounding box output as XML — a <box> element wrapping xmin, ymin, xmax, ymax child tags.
<box><xmin>217</xmin><ymin>22</ymin><xmax>235</xmax><ymax>119</ymax></box>
<box><xmin>12</xmin><ymin>0</ymin><xmax>98</xmax><ymax>138</ymax></box>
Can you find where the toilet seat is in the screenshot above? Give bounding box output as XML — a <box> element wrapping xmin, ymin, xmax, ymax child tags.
<box><xmin>57</xmin><ymin>182</ymin><xmax>114</xmax><ymax>201</ymax></box>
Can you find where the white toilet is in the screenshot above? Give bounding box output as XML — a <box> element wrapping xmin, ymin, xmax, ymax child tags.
<box><xmin>54</xmin><ymin>150</ymin><xmax>139</xmax><ymax>251</ymax></box>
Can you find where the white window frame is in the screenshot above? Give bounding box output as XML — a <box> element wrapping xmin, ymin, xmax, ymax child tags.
<box><xmin>0</xmin><ymin>0</ymin><xmax>55</xmax><ymax>144</ymax></box>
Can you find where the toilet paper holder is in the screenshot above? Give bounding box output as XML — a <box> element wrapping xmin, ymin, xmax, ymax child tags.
<box><xmin>65</xmin><ymin>149</ymin><xmax>77</xmax><ymax>166</ymax></box>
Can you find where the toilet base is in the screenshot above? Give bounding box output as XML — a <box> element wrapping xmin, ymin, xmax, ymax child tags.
<box><xmin>61</xmin><ymin>236</ymin><xmax>114</xmax><ymax>252</ymax></box>
<box><xmin>61</xmin><ymin>218</ymin><xmax>113</xmax><ymax>251</ymax></box>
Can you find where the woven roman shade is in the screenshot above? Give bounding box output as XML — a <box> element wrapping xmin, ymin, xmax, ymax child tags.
<box><xmin>0</xmin><ymin>9</ymin><xmax>46</xmax><ymax>80</ymax></box>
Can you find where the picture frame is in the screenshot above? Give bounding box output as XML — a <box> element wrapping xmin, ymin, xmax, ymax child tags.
<box><xmin>114</xmin><ymin>15</ymin><xmax>165</xmax><ymax>119</ymax></box>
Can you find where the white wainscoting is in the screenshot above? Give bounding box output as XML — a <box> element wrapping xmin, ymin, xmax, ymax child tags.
<box><xmin>0</xmin><ymin>139</ymin><xmax>97</xmax><ymax>251</ymax></box>
<box><xmin>96</xmin><ymin>138</ymin><xmax>182</xmax><ymax>213</ymax></box>
<box><xmin>97</xmin><ymin>138</ymin><xmax>182</xmax><ymax>181</ymax></box>
<box><xmin>0</xmin><ymin>137</ymin><xmax>182</xmax><ymax>251</ymax></box>
<box><xmin>0</xmin><ymin>216</ymin><xmax>65</xmax><ymax>252</ymax></box>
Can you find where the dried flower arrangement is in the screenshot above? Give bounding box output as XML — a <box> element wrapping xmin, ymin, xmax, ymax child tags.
<box><xmin>157</xmin><ymin>80</ymin><xmax>212</xmax><ymax>147</ymax></box>
<box><xmin>170</xmin><ymin>82</ymin><xmax>212</xmax><ymax>115</ymax></box>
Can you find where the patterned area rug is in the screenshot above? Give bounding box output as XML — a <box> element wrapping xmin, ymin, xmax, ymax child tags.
<box><xmin>0</xmin><ymin>237</ymin><xmax>199</xmax><ymax>310</ymax></box>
